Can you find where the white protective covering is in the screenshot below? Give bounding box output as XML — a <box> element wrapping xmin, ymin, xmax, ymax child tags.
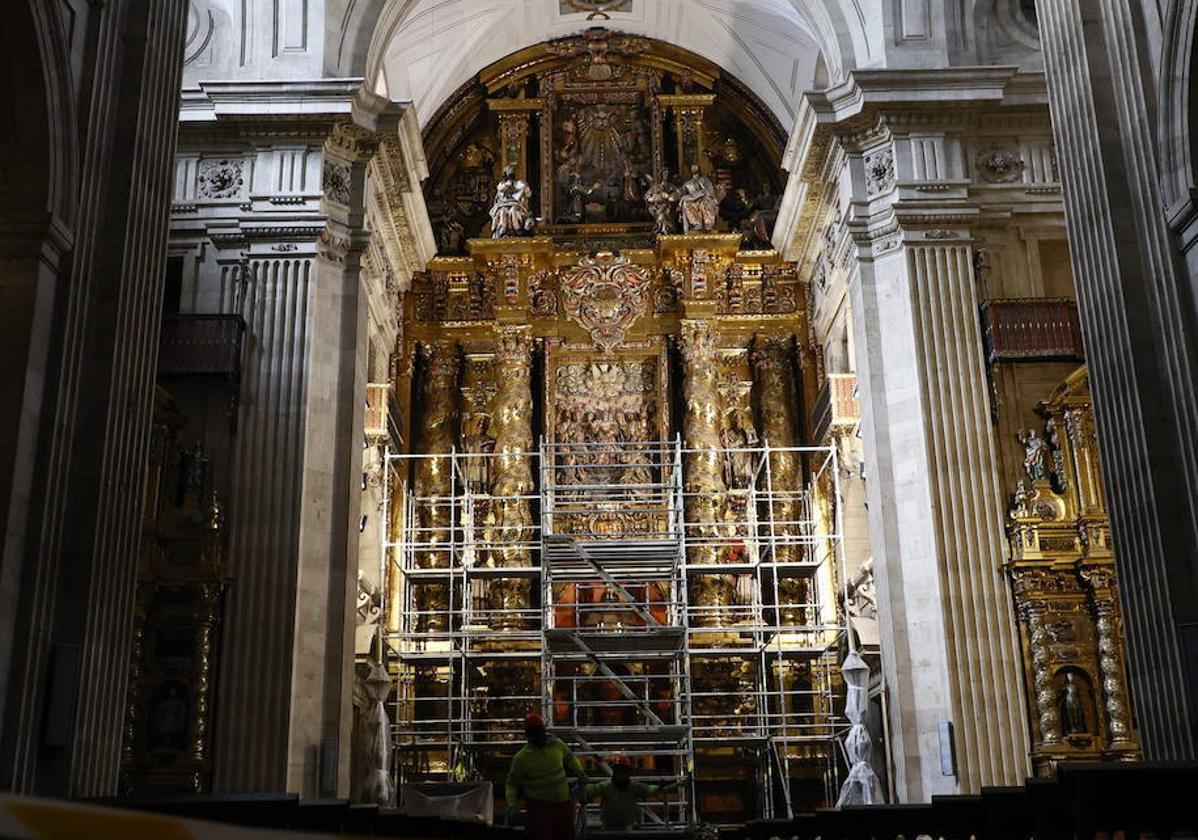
<box><xmin>362</xmin><ymin>660</ymin><xmax>396</xmax><ymax>806</ymax></box>
<box><xmin>401</xmin><ymin>783</ymin><xmax>495</xmax><ymax>825</ymax></box>
<box><xmin>835</xmin><ymin>650</ymin><xmax>885</xmax><ymax>806</ymax></box>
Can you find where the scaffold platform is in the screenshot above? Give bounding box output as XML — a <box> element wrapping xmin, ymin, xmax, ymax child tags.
<box><xmin>379</xmin><ymin>438</ymin><xmax>849</xmax><ymax>828</ymax></box>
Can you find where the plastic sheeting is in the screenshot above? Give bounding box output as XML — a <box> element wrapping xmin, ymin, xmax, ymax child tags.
<box><xmin>401</xmin><ymin>783</ymin><xmax>495</xmax><ymax>825</ymax></box>
<box><xmin>361</xmin><ymin>660</ymin><xmax>395</xmax><ymax>807</ymax></box>
<box><xmin>835</xmin><ymin>650</ymin><xmax>885</xmax><ymax>807</ymax></box>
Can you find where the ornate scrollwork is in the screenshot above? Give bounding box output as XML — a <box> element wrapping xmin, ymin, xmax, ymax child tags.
<box><xmin>560</xmin><ymin>253</ymin><xmax>651</xmax><ymax>352</ymax></box>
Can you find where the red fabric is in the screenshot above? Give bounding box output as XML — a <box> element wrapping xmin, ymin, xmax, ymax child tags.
<box><xmin>524</xmin><ymin>711</ymin><xmax>545</xmax><ymax>728</ymax></box>
<box><xmin>528</xmin><ymin>798</ymin><xmax>574</xmax><ymax>840</ymax></box>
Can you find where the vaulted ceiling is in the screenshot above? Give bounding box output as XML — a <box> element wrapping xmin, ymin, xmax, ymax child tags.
<box><xmin>372</xmin><ymin>0</ymin><xmax>828</xmax><ymax>128</ymax></box>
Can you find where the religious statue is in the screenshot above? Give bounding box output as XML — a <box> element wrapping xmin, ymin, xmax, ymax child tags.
<box><xmin>747</xmin><ymin>185</ymin><xmax>780</xmax><ymax>247</ymax></box>
<box><xmin>721</xmin><ymin>409</ymin><xmax>759</xmax><ymax>489</ymax></box>
<box><xmin>488</xmin><ymin>165</ymin><xmax>533</xmax><ymax>237</ymax></box>
<box><xmin>644</xmin><ymin>172</ymin><xmax>678</xmax><ymax>236</ymax></box>
<box><xmin>150</xmin><ymin>685</ymin><xmax>188</xmax><ymax>752</ymax></box>
<box><xmin>557</xmin><ymin>170</ymin><xmax>599</xmax><ymax>223</ymax></box>
<box><xmin>622</xmin><ymin>163</ymin><xmax>642</xmax><ymax>211</ymax></box>
<box><xmin>461</xmin><ymin>414</ymin><xmax>495</xmax><ymax>493</ymax></box>
<box><xmin>1058</xmin><ymin>672</ymin><xmax>1088</xmax><ymax>734</ymax></box>
<box><xmin>678</xmin><ymin>164</ymin><xmax>720</xmax><ymax>232</ymax></box>
<box><xmin>1017</xmin><ymin>428</ymin><xmax>1052</xmax><ymax>483</ymax></box>
<box><xmin>427</xmin><ymin>187</ymin><xmax>465</xmax><ymax>254</ymax></box>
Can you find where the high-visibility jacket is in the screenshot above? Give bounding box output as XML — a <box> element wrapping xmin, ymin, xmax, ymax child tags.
<box><xmin>585</xmin><ymin>780</ymin><xmax>659</xmax><ymax>830</ymax></box>
<box><xmin>505</xmin><ymin>736</ymin><xmax>583</xmax><ymax>805</ymax></box>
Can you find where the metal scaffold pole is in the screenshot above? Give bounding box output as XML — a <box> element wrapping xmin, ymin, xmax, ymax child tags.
<box><xmin>379</xmin><ymin>439</ymin><xmax>850</xmax><ymax>829</ymax></box>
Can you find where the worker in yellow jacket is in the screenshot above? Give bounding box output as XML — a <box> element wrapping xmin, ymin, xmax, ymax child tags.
<box><xmin>505</xmin><ymin>711</ymin><xmax>587</xmax><ymax>839</ymax></box>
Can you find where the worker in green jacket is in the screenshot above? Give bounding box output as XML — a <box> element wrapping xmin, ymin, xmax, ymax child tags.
<box><xmin>584</xmin><ymin>756</ymin><xmax>677</xmax><ymax>831</ymax></box>
<box><xmin>504</xmin><ymin>711</ymin><xmax>587</xmax><ymax>839</ymax></box>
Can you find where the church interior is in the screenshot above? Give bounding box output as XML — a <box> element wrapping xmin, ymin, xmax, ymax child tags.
<box><xmin>1</xmin><ymin>0</ymin><xmax>1198</xmax><ymax>837</ymax></box>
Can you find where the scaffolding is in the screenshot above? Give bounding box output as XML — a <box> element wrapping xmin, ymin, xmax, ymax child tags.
<box><xmin>380</xmin><ymin>438</ymin><xmax>848</xmax><ymax>828</ymax></box>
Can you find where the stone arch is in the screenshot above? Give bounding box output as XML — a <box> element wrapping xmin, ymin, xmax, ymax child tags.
<box><xmin>1159</xmin><ymin>0</ymin><xmax>1198</xmax><ymax>217</ymax></box>
<box><xmin>0</xmin><ymin>0</ymin><xmax>76</xmax><ymax>229</ymax></box>
<box><xmin>0</xmin><ymin>0</ymin><xmax>78</xmax><ymax>775</ymax></box>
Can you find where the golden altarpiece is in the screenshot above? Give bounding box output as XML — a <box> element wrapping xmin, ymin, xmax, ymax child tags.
<box><xmin>379</xmin><ymin>31</ymin><xmax>847</xmax><ymax>825</ymax></box>
<box><xmin>1005</xmin><ymin>367</ymin><xmax>1140</xmax><ymax>774</ymax></box>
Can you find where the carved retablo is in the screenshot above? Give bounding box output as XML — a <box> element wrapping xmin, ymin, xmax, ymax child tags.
<box><xmin>1005</xmin><ymin>367</ymin><xmax>1140</xmax><ymax>773</ymax></box>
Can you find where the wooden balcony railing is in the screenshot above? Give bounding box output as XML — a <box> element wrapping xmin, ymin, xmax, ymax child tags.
<box><xmin>365</xmin><ymin>383</ymin><xmax>401</xmax><ymax>445</ymax></box>
<box><xmin>981</xmin><ymin>298</ymin><xmax>1084</xmax><ymax>363</ymax></box>
<box><xmin>811</xmin><ymin>373</ymin><xmax>860</xmax><ymax>443</ymax></box>
<box><xmin>158</xmin><ymin>315</ymin><xmax>246</xmax><ymax>378</ymax></box>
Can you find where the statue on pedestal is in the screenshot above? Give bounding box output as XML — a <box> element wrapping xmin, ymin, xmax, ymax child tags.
<box><xmin>489</xmin><ymin>165</ymin><xmax>533</xmax><ymax>237</ymax></box>
<box><xmin>462</xmin><ymin>414</ymin><xmax>495</xmax><ymax>494</ymax></box>
<box><xmin>644</xmin><ymin>172</ymin><xmax>678</xmax><ymax>235</ymax></box>
<box><xmin>678</xmin><ymin>164</ymin><xmax>720</xmax><ymax>232</ymax></box>
<box><xmin>1017</xmin><ymin>428</ymin><xmax>1052</xmax><ymax>483</ymax></box>
<box><xmin>721</xmin><ymin>409</ymin><xmax>759</xmax><ymax>489</ymax></box>
<box><xmin>1058</xmin><ymin>671</ymin><xmax>1088</xmax><ymax>734</ymax></box>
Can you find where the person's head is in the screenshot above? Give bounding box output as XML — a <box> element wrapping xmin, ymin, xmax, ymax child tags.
<box><xmin>524</xmin><ymin>711</ymin><xmax>547</xmax><ymax>747</ymax></box>
<box><xmin>611</xmin><ymin>757</ymin><xmax>631</xmax><ymax>790</ymax></box>
<box><xmin>502</xmin><ymin>164</ymin><xmax>516</xmax><ymax>181</ymax></box>
<box><xmin>690</xmin><ymin>163</ymin><xmax>700</xmax><ymax>176</ymax></box>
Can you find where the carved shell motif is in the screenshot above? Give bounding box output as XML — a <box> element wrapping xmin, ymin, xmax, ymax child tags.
<box><xmin>559</xmin><ymin>253</ymin><xmax>651</xmax><ymax>352</ymax></box>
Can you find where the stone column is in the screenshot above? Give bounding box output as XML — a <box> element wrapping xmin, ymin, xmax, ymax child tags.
<box><xmin>679</xmin><ymin>320</ymin><xmax>733</xmax><ymax>624</ymax></box>
<box><xmin>1038</xmin><ymin>0</ymin><xmax>1198</xmax><ymax>757</ymax></box>
<box><xmin>486</xmin><ymin>326</ymin><xmax>534</xmax><ymax>627</ymax></box>
<box><xmin>850</xmin><ymin>232</ymin><xmax>1029</xmax><ymax>797</ymax></box>
<box><xmin>0</xmin><ymin>0</ymin><xmax>188</xmax><ymax>797</ymax></box>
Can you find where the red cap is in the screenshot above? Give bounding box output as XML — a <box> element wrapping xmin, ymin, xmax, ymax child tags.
<box><xmin>610</xmin><ymin>755</ymin><xmax>631</xmax><ymax>769</ymax></box>
<box><xmin>524</xmin><ymin>711</ymin><xmax>545</xmax><ymax>728</ymax></box>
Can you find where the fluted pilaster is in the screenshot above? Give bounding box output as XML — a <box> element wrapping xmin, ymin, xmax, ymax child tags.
<box><xmin>214</xmin><ymin>257</ymin><xmax>313</xmax><ymax>793</ymax></box>
<box><xmin>1038</xmin><ymin>0</ymin><xmax>1198</xmax><ymax>757</ymax></box>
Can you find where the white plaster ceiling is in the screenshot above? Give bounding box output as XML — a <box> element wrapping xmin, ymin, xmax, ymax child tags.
<box><xmin>375</xmin><ymin>0</ymin><xmax>826</xmax><ymax>129</ymax></box>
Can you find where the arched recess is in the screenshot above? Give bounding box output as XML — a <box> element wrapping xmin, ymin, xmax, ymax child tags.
<box><xmin>0</xmin><ymin>0</ymin><xmax>77</xmax><ymax>756</ymax></box>
<box><xmin>328</xmin><ymin>0</ymin><xmax>877</xmax><ymax>125</ymax></box>
<box><xmin>0</xmin><ymin>0</ymin><xmax>76</xmax><ymax>230</ymax></box>
<box><xmin>1159</xmin><ymin>0</ymin><xmax>1198</xmax><ymax>221</ymax></box>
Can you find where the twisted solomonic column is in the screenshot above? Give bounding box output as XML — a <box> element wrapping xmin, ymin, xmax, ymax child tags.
<box><xmin>414</xmin><ymin>340</ymin><xmax>459</xmax><ymax>632</ymax></box>
<box><xmin>486</xmin><ymin>326</ymin><xmax>535</xmax><ymax>628</ymax></box>
<box><xmin>680</xmin><ymin>320</ymin><xmax>734</xmax><ymax>625</ymax></box>
<box><xmin>752</xmin><ymin>334</ymin><xmax>804</xmax><ymax>622</ymax></box>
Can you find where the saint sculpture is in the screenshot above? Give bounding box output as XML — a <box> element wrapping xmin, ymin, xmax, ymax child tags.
<box><xmin>489</xmin><ymin>165</ymin><xmax>534</xmax><ymax>237</ymax></box>
<box><xmin>678</xmin><ymin>164</ymin><xmax>720</xmax><ymax>232</ymax></box>
<box><xmin>644</xmin><ymin>171</ymin><xmax>677</xmax><ymax>236</ymax></box>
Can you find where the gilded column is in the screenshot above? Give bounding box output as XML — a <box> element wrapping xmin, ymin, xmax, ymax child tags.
<box><xmin>414</xmin><ymin>340</ymin><xmax>459</xmax><ymax>633</ymax></box>
<box><xmin>1013</xmin><ymin>577</ymin><xmax>1063</xmax><ymax>748</ymax></box>
<box><xmin>659</xmin><ymin>94</ymin><xmax>715</xmax><ymax>174</ymax></box>
<box><xmin>488</xmin><ymin>99</ymin><xmax>543</xmax><ymax>183</ymax></box>
<box><xmin>752</xmin><ymin>334</ymin><xmax>804</xmax><ymax>623</ymax></box>
<box><xmin>487</xmin><ymin>326</ymin><xmax>535</xmax><ymax>627</ymax></box>
<box><xmin>1082</xmin><ymin>566</ymin><xmax>1136</xmax><ymax>750</ymax></box>
<box><xmin>679</xmin><ymin>320</ymin><xmax>733</xmax><ymax>624</ymax></box>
